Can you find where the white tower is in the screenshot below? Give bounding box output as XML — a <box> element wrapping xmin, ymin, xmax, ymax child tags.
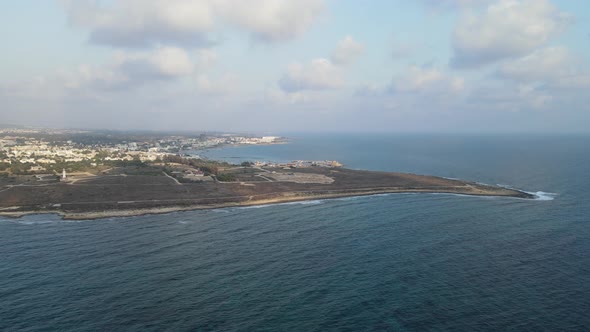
<box><xmin>62</xmin><ymin>168</ymin><xmax>67</xmax><ymax>180</ymax></box>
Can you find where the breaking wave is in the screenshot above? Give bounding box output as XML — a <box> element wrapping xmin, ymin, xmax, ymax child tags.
<box><xmin>236</xmin><ymin>200</ymin><xmax>324</xmax><ymax>210</ymax></box>
<box><xmin>529</xmin><ymin>191</ymin><xmax>557</xmax><ymax>201</ymax></box>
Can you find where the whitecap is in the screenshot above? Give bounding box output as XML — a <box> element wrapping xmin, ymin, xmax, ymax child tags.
<box><xmin>530</xmin><ymin>191</ymin><xmax>557</xmax><ymax>201</ymax></box>
<box><xmin>334</xmin><ymin>196</ymin><xmax>364</xmax><ymax>202</ymax></box>
<box><xmin>8</xmin><ymin>218</ymin><xmax>56</xmax><ymax>225</ymax></box>
<box><xmin>292</xmin><ymin>200</ymin><xmax>323</xmax><ymax>205</ymax></box>
<box><xmin>337</xmin><ymin>193</ymin><xmax>395</xmax><ymax>202</ymax></box>
<box><xmin>236</xmin><ymin>204</ymin><xmax>274</xmax><ymax>210</ymax></box>
<box><xmin>236</xmin><ymin>200</ymin><xmax>323</xmax><ymax>210</ymax></box>
<box><xmin>494</xmin><ymin>184</ymin><xmax>556</xmax><ymax>201</ymax></box>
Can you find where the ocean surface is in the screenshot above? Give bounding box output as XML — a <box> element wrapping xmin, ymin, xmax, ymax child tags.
<box><xmin>1</xmin><ymin>134</ymin><xmax>589</xmax><ymax>331</ymax></box>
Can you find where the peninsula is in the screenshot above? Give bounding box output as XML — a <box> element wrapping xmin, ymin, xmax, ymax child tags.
<box><xmin>0</xmin><ymin>128</ymin><xmax>534</xmax><ymax>220</ymax></box>
<box><xmin>0</xmin><ymin>163</ymin><xmax>534</xmax><ymax>220</ymax></box>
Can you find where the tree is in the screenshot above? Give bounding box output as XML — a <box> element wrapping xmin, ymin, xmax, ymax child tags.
<box><xmin>216</xmin><ymin>173</ymin><xmax>236</xmax><ymax>182</ymax></box>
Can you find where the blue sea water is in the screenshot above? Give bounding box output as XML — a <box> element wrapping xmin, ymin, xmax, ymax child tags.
<box><xmin>1</xmin><ymin>134</ymin><xmax>589</xmax><ymax>331</ymax></box>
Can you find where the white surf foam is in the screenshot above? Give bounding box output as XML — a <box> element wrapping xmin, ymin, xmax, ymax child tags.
<box><xmin>236</xmin><ymin>200</ymin><xmax>324</xmax><ymax>210</ymax></box>
<box><xmin>13</xmin><ymin>220</ymin><xmax>55</xmax><ymax>225</ymax></box>
<box><xmin>495</xmin><ymin>184</ymin><xmax>557</xmax><ymax>201</ymax></box>
<box><xmin>529</xmin><ymin>191</ymin><xmax>557</xmax><ymax>201</ymax></box>
<box><xmin>334</xmin><ymin>196</ymin><xmax>364</xmax><ymax>202</ymax></box>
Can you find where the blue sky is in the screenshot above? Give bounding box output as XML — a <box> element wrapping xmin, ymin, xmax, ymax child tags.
<box><xmin>1</xmin><ymin>0</ymin><xmax>589</xmax><ymax>133</ymax></box>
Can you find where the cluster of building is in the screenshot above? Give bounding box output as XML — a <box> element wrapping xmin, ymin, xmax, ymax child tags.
<box><xmin>254</xmin><ymin>160</ymin><xmax>343</xmax><ymax>168</ymax></box>
<box><xmin>225</xmin><ymin>136</ymin><xmax>279</xmax><ymax>145</ymax></box>
<box><xmin>0</xmin><ymin>128</ymin><xmax>282</xmax><ymax>171</ymax></box>
<box><xmin>1</xmin><ymin>139</ymin><xmax>97</xmax><ymax>164</ymax></box>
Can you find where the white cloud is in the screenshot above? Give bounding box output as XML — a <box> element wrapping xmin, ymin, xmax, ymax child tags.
<box><xmin>389</xmin><ymin>66</ymin><xmax>465</xmax><ymax>94</ymax></box>
<box><xmin>355</xmin><ymin>66</ymin><xmax>465</xmax><ymax>103</ymax></box>
<box><xmin>138</xmin><ymin>46</ymin><xmax>195</xmax><ymax>77</ymax></box>
<box><xmin>0</xmin><ymin>75</ymin><xmax>67</xmax><ymax>101</ymax></box>
<box><xmin>552</xmin><ymin>75</ymin><xmax>590</xmax><ymax>90</ymax></box>
<box><xmin>64</xmin><ymin>65</ymin><xmax>127</xmax><ymax>92</ymax></box>
<box><xmin>498</xmin><ymin>47</ymin><xmax>577</xmax><ymax>82</ymax></box>
<box><xmin>278</xmin><ymin>58</ymin><xmax>344</xmax><ymax>92</ymax></box>
<box><xmin>216</xmin><ymin>0</ymin><xmax>324</xmax><ymax>42</ymax></box>
<box><xmin>355</xmin><ymin>83</ymin><xmax>383</xmax><ymax>97</ymax></box>
<box><xmin>463</xmin><ymin>45</ymin><xmax>590</xmax><ymax>114</ymax></box>
<box><xmin>64</xmin><ymin>0</ymin><xmax>215</xmax><ymax>47</ymax></box>
<box><xmin>195</xmin><ymin>74</ymin><xmax>239</xmax><ymax>95</ymax></box>
<box><xmin>59</xmin><ymin>46</ymin><xmax>195</xmax><ymax>94</ymax></box>
<box><xmin>195</xmin><ymin>49</ymin><xmax>218</xmax><ymax>69</ymax></box>
<box><xmin>468</xmin><ymin>46</ymin><xmax>590</xmax><ymax>112</ymax></box>
<box><xmin>63</xmin><ymin>0</ymin><xmax>325</xmax><ymax>47</ymax></box>
<box><xmin>353</xmin><ymin>66</ymin><xmax>466</xmax><ymax>117</ymax></box>
<box><xmin>467</xmin><ymin>82</ymin><xmax>555</xmax><ymax>112</ymax></box>
<box><xmin>451</xmin><ymin>0</ymin><xmax>572</xmax><ymax>68</ymax></box>
<box><xmin>331</xmin><ymin>36</ymin><xmax>364</xmax><ymax>65</ymax></box>
<box><xmin>388</xmin><ymin>34</ymin><xmax>420</xmax><ymax>59</ymax></box>
<box><xmin>496</xmin><ymin>46</ymin><xmax>590</xmax><ymax>104</ymax></box>
<box><xmin>392</xmin><ymin>66</ymin><xmax>442</xmax><ymax>92</ymax></box>
<box><xmin>422</xmin><ymin>0</ymin><xmax>493</xmax><ymax>9</ymax></box>
<box><xmin>266</xmin><ymin>87</ymin><xmax>310</xmax><ymax>104</ymax></box>
<box><xmin>111</xmin><ymin>46</ymin><xmax>194</xmax><ymax>82</ymax></box>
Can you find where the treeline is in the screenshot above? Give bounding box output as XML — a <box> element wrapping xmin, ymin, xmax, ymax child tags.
<box><xmin>161</xmin><ymin>155</ymin><xmax>230</xmax><ymax>175</ymax></box>
<box><xmin>216</xmin><ymin>173</ymin><xmax>236</xmax><ymax>182</ymax></box>
<box><xmin>2</xmin><ymin>159</ymin><xmax>145</xmax><ymax>175</ymax></box>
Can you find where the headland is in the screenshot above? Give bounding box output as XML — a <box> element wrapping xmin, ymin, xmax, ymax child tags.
<box><xmin>0</xmin><ymin>128</ymin><xmax>535</xmax><ymax>220</ymax></box>
<box><xmin>0</xmin><ymin>164</ymin><xmax>534</xmax><ymax>220</ymax></box>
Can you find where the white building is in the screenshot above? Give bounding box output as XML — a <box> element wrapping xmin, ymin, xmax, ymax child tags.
<box><xmin>261</xmin><ymin>136</ymin><xmax>278</xmax><ymax>143</ymax></box>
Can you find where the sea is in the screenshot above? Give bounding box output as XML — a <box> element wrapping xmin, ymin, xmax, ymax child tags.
<box><xmin>1</xmin><ymin>134</ymin><xmax>589</xmax><ymax>331</ymax></box>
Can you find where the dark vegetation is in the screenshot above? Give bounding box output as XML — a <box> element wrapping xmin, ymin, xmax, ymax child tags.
<box><xmin>216</xmin><ymin>173</ymin><xmax>237</xmax><ymax>182</ymax></box>
<box><xmin>162</xmin><ymin>155</ymin><xmax>231</xmax><ymax>175</ymax></box>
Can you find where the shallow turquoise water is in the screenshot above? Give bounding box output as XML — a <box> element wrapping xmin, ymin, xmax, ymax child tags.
<box><xmin>1</xmin><ymin>134</ymin><xmax>589</xmax><ymax>331</ymax></box>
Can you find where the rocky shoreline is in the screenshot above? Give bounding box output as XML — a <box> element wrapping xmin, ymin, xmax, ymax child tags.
<box><xmin>0</xmin><ymin>186</ymin><xmax>535</xmax><ymax>221</ymax></box>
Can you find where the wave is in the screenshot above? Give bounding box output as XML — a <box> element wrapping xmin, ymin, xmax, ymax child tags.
<box><xmin>335</xmin><ymin>193</ymin><xmax>397</xmax><ymax>202</ymax></box>
<box><xmin>7</xmin><ymin>220</ymin><xmax>55</xmax><ymax>225</ymax></box>
<box><xmin>334</xmin><ymin>196</ymin><xmax>366</xmax><ymax>202</ymax></box>
<box><xmin>495</xmin><ymin>183</ymin><xmax>557</xmax><ymax>201</ymax></box>
<box><xmin>4</xmin><ymin>219</ymin><xmax>69</xmax><ymax>225</ymax></box>
<box><xmin>529</xmin><ymin>191</ymin><xmax>557</xmax><ymax>201</ymax></box>
<box><xmin>235</xmin><ymin>200</ymin><xmax>324</xmax><ymax>210</ymax></box>
<box><xmin>291</xmin><ymin>200</ymin><xmax>323</xmax><ymax>205</ymax></box>
<box><xmin>426</xmin><ymin>192</ymin><xmax>494</xmax><ymax>199</ymax></box>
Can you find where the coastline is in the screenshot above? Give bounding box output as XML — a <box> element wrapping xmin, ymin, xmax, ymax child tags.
<box><xmin>0</xmin><ymin>187</ymin><xmax>534</xmax><ymax>221</ymax></box>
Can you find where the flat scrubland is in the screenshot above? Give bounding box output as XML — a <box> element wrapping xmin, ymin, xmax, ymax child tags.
<box><xmin>0</xmin><ymin>165</ymin><xmax>533</xmax><ymax>219</ymax></box>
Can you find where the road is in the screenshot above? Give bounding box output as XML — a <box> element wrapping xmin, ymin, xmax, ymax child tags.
<box><xmin>162</xmin><ymin>171</ymin><xmax>182</xmax><ymax>185</ymax></box>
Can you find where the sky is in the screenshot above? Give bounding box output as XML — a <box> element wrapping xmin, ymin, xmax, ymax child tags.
<box><xmin>0</xmin><ymin>0</ymin><xmax>589</xmax><ymax>133</ymax></box>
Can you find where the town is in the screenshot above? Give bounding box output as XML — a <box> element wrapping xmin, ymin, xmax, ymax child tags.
<box><xmin>0</xmin><ymin>127</ymin><xmax>347</xmax><ymax>186</ymax></box>
<box><xmin>0</xmin><ymin>127</ymin><xmax>283</xmax><ymax>175</ymax></box>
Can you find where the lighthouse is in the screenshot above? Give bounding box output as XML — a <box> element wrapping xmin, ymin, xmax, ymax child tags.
<box><xmin>62</xmin><ymin>168</ymin><xmax>67</xmax><ymax>180</ymax></box>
